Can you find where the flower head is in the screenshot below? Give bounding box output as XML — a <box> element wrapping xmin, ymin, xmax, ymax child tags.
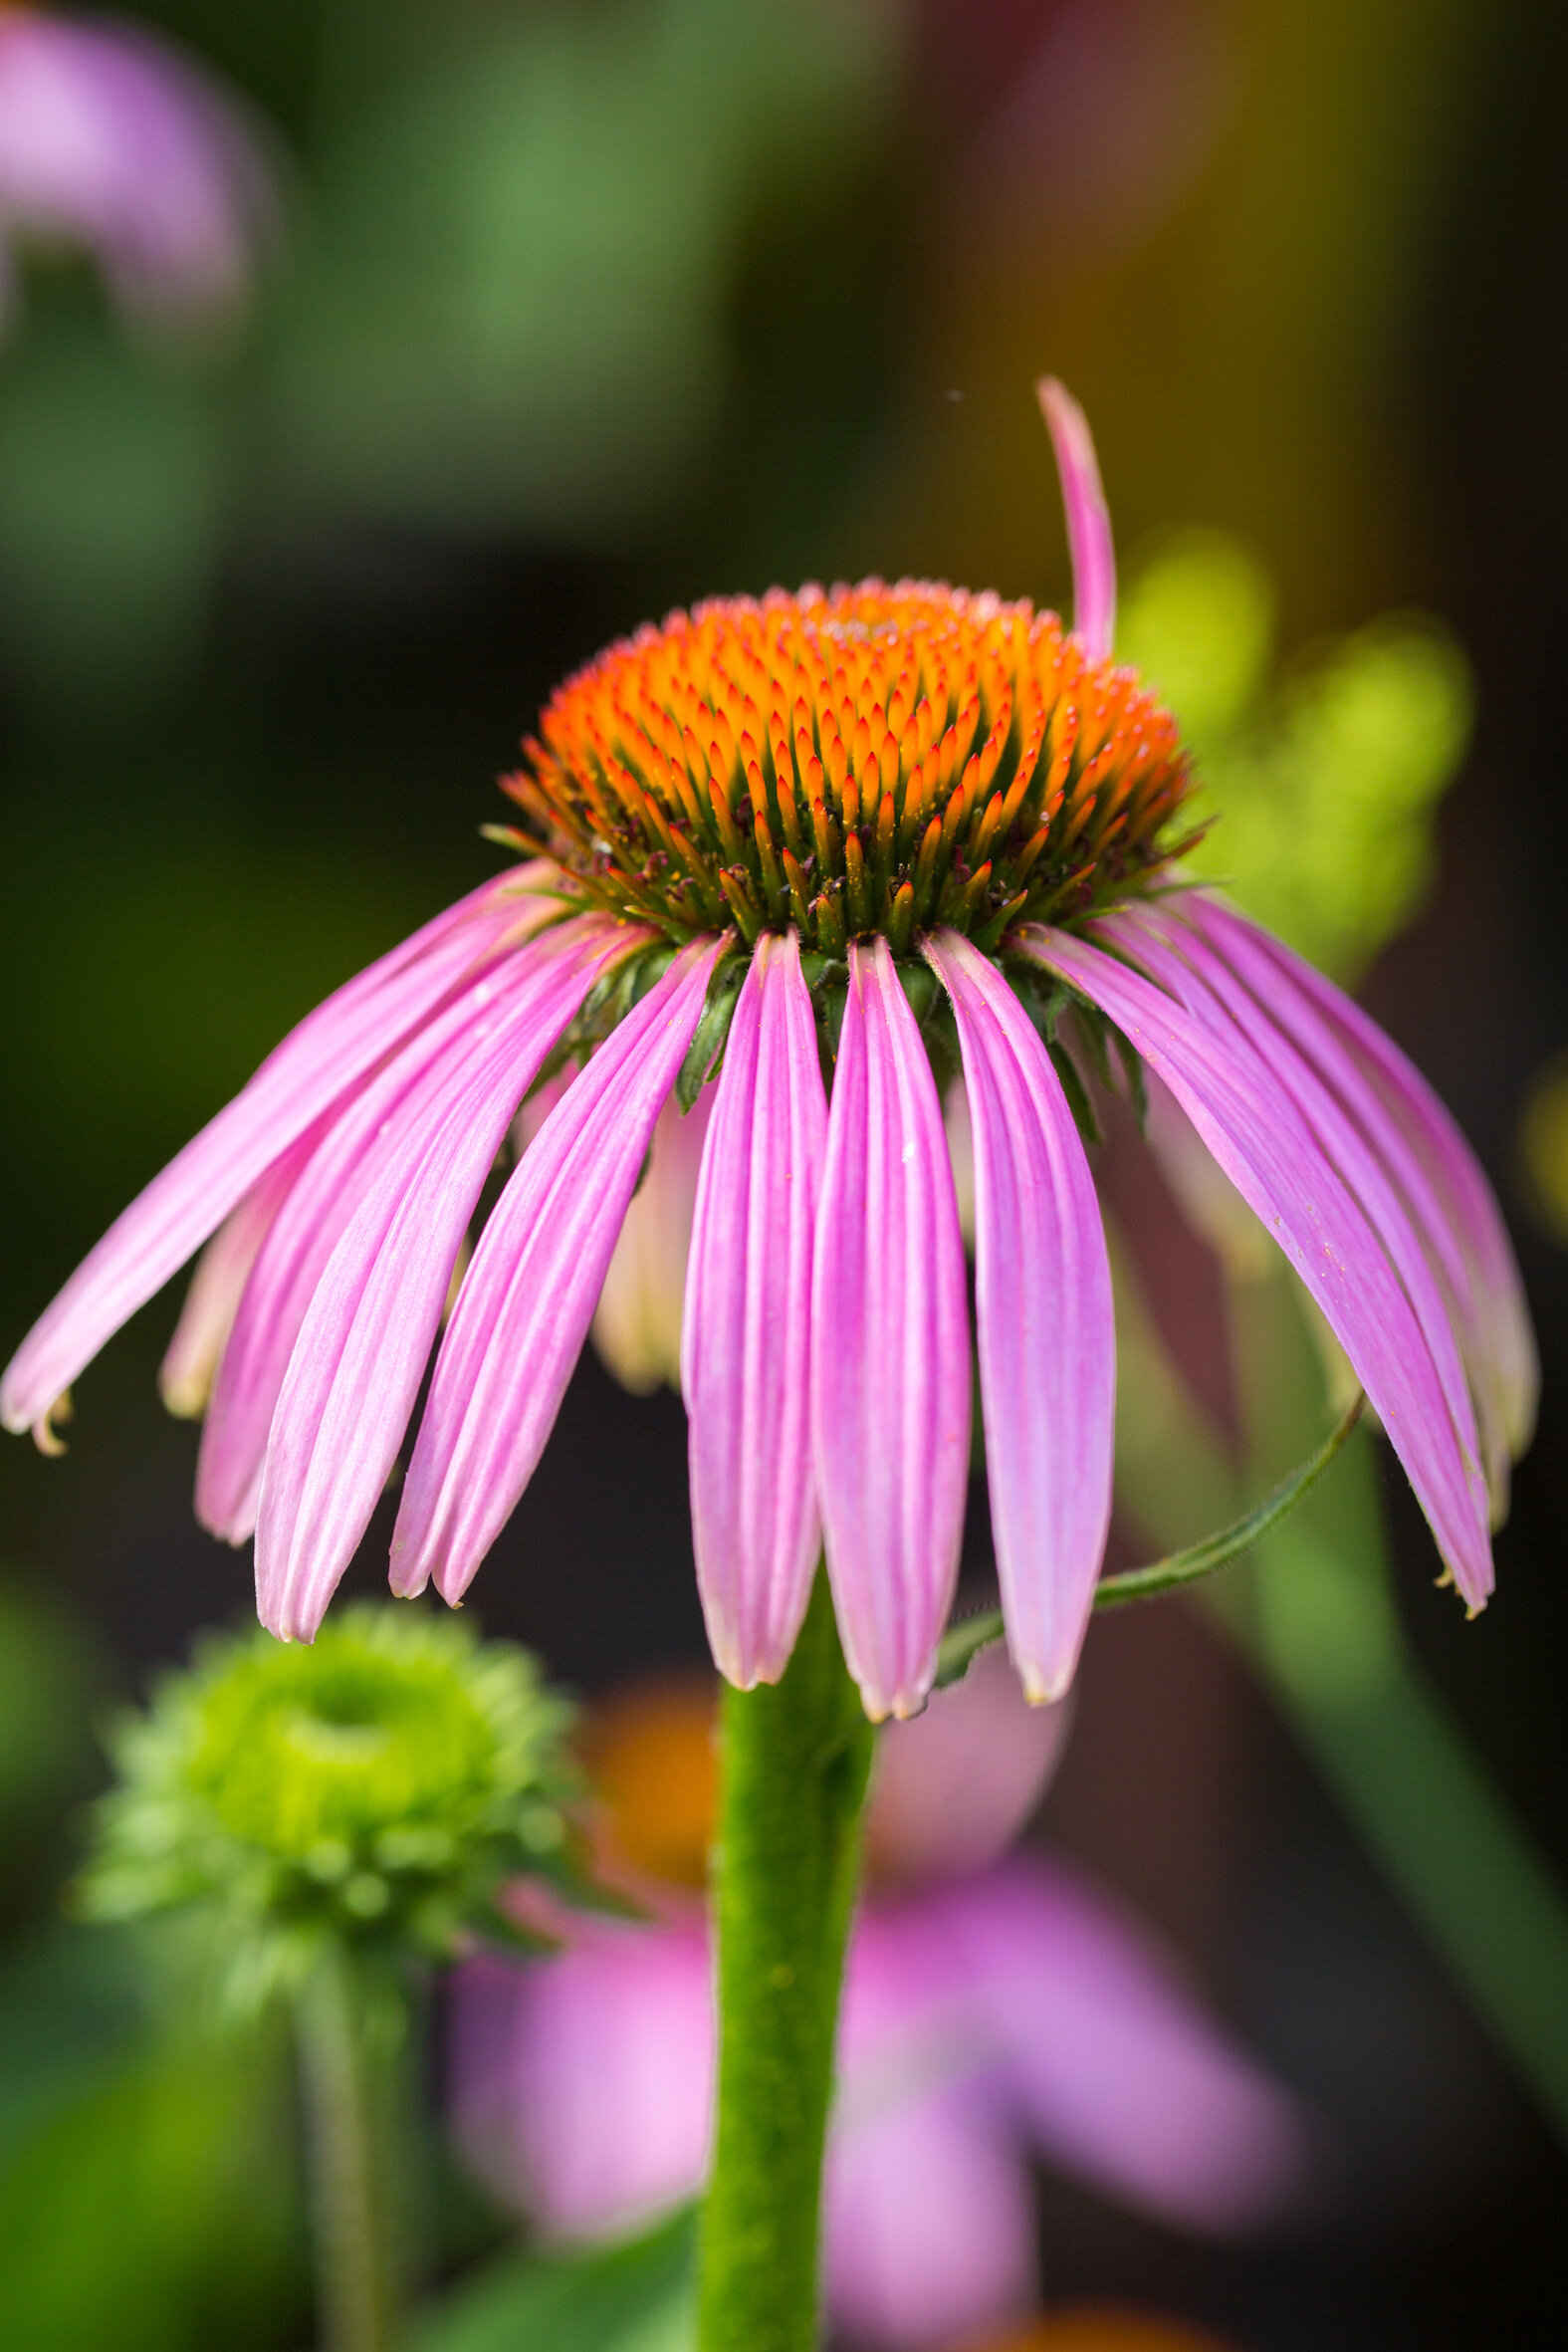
<box><xmin>1</xmin><ymin>379</ymin><xmax>1534</xmax><ymax>1719</ymax></box>
<box><xmin>505</xmin><ymin>575</ymin><xmax>1189</xmax><ymax>960</ymax></box>
<box><xmin>79</xmin><ymin>1604</ymin><xmax>574</xmax><ymax>1999</ymax></box>
<box><xmin>450</xmin><ymin>1660</ymin><xmax>1306</xmax><ymax>2350</ymax></box>
<box><xmin>0</xmin><ymin>7</ymin><xmax>275</xmax><ymax>332</ymax></box>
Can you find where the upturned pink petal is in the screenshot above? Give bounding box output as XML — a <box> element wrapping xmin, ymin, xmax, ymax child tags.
<box><xmin>157</xmin><ymin>1126</ymin><xmax>324</xmax><ymax>1420</ymax></box>
<box><xmin>200</xmin><ymin>939</ymin><xmax>591</xmax><ymax>1546</ymax></box>
<box><xmin>1037</xmin><ymin>375</ymin><xmax>1116</xmax><ymax>660</ymax></box>
<box><xmin>0</xmin><ymin>871</ymin><xmax>547</xmax><ymax>1437</ymax></box>
<box><xmin>1189</xmin><ymin>896</ymin><xmax>1537</xmax><ymax>1484</ymax></box>
<box><xmin>1122</xmin><ymin>905</ymin><xmax>1490</xmax><ymax>1531</ymax></box>
<box><xmin>683</xmin><ymin>932</ymin><xmax>826</xmax><ymax>1688</ymax></box>
<box><xmin>812</xmin><ymin>936</ymin><xmax>971</xmax><ymax>1721</ymax></box>
<box><xmin>926</xmin><ymin>928</ymin><xmax>1114</xmax><ymax>1704</ymax></box>
<box><xmin>391</xmin><ymin>936</ymin><xmax>725</xmax><ymax>1609</ymax></box>
<box><xmin>1022</xmin><ymin>923</ymin><xmax>1495</xmax><ymax>1606</ymax></box>
<box><xmin>255</xmin><ymin>918</ymin><xmax>626</xmax><ymax>1642</ymax></box>
<box><xmin>941</xmin><ymin>1858</ymin><xmax>1307</xmax><ymax>2233</ymax></box>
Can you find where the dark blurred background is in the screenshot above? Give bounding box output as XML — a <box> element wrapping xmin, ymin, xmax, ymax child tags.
<box><xmin>3</xmin><ymin>1</ymin><xmax>1568</xmax><ymax>2345</ymax></box>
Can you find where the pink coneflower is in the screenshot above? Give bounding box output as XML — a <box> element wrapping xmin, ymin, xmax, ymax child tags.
<box><xmin>451</xmin><ymin>1653</ymin><xmax>1305</xmax><ymax>2351</ymax></box>
<box><xmin>0</xmin><ymin>6</ymin><xmax>274</xmax><ymax>330</ymax></box>
<box><xmin>0</xmin><ymin>382</ymin><xmax>1534</xmax><ymax>1718</ymax></box>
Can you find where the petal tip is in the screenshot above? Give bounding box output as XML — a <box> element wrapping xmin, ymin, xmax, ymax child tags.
<box><xmin>1019</xmin><ymin>1662</ymin><xmax>1070</xmax><ymax>1708</ymax></box>
<box><xmin>31</xmin><ymin>1393</ymin><xmax>73</xmax><ymax>1457</ymax></box>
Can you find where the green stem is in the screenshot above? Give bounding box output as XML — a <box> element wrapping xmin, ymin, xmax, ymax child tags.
<box><xmin>698</xmin><ymin>1571</ymin><xmax>876</xmax><ymax>2352</ymax></box>
<box><xmin>293</xmin><ymin>1950</ymin><xmax>404</xmax><ymax>2352</ymax></box>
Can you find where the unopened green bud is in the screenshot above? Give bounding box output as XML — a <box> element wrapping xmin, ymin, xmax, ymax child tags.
<box><xmin>79</xmin><ymin>1605</ymin><xmax>575</xmax><ymax>1999</ymax></box>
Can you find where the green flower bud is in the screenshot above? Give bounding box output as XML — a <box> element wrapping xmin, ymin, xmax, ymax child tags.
<box><xmin>79</xmin><ymin>1606</ymin><xmax>575</xmax><ymax>1999</ymax></box>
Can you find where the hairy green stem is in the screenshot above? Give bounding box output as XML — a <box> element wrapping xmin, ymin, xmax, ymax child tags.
<box><xmin>698</xmin><ymin>1572</ymin><xmax>876</xmax><ymax>2352</ymax></box>
<box><xmin>294</xmin><ymin>1952</ymin><xmax>404</xmax><ymax>2352</ymax></box>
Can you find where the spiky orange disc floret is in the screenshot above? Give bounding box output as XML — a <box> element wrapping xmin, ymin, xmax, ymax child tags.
<box><xmin>501</xmin><ymin>581</ymin><xmax>1196</xmax><ymax>959</ymax></box>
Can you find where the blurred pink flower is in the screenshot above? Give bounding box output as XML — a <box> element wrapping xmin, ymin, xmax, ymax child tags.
<box><xmin>0</xmin><ymin>7</ymin><xmax>275</xmax><ymax>329</ymax></box>
<box><xmin>450</xmin><ymin>1651</ymin><xmax>1306</xmax><ymax>2349</ymax></box>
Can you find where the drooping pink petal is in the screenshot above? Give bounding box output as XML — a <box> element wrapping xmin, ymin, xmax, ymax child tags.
<box><xmin>936</xmin><ymin>1857</ymin><xmax>1307</xmax><ymax>2234</ymax></box>
<box><xmin>0</xmin><ymin>869</ymin><xmax>552</xmax><ymax>1436</ymax></box>
<box><xmin>255</xmin><ymin>919</ymin><xmax>628</xmax><ymax>1642</ymax></box>
<box><xmin>450</xmin><ymin>1924</ymin><xmax>713</xmax><ymax>2237</ymax></box>
<box><xmin>157</xmin><ymin>1125</ymin><xmax>325</xmax><ymax>1419</ymax></box>
<box><xmin>592</xmin><ymin>1085</ymin><xmax>713</xmax><ymax>1396</ymax></box>
<box><xmin>825</xmin><ymin>2081</ymin><xmax>1035</xmax><ymax>2350</ymax></box>
<box><xmin>683</xmin><ymin>932</ymin><xmax>826</xmax><ymax>1689</ymax></box>
<box><xmin>1161</xmin><ymin>895</ymin><xmax>1515</xmax><ymax>1515</ymax></box>
<box><xmin>867</xmin><ymin>1641</ymin><xmax>1069</xmax><ymax>1889</ymax></box>
<box><xmin>1022</xmin><ymin>923</ymin><xmax>1495</xmax><ymax>1606</ymax></box>
<box><xmin>1120</xmin><ymin>905</ymin><xmax>1489</xmax><ymax>1530</ymax></box>
<box><xmin>200</xmin><ymin>938</ymin><xmax>593</xmax><ymax>1545</ymax></box>
<box><xmin>391</xmin><ymin>937</ymin><xmax>724</xmax><ymax>1610</ymax></box>
<box><xmin>926</xmin><ymin>928</ymin><xmax>1114</xmax><ymax>1703</ymax></box>
<box><xmin>812</xmin><ymin>936</ymin><xmax>971</xmax><ymax>1721</ymax></box>
<box><xmin>1036</xmin><ymin>375</ymin><xmax>1116</xmax><ymax>660</ymax></box>
<box><xmin>1186</xmin><ymin>894</ymin><xmax>1537</xmax><ymax>1484</ymax></box>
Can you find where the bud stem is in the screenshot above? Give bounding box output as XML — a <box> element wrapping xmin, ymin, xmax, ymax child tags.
<box><xmin>698</xmin><ymin>1569</ymin><xmax>876</xmax><ymax>2352</ymax></box>
<box><xmin>294</xmin><ymin>1951</ymin><xmax>408</xmax><ymax>2352</ymax></box>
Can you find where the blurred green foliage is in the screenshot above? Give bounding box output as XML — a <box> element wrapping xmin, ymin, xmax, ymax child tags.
<box><xmin>0</xmin><ymin>1591</ymin><xmax>307</xmax><ymax>2352</ymax></box>
<box><xmin>0</xmin><ymin>2002</ymin><xmax>307</xmax><ymax>2352</ymax></box>
<box><xmin>1119</xmin><ymin>531</ymin><xmax>1473</xmax><ymax>983</ymax></box>
<box><xmin>0</xmin><ymin>293</ymin><xmax>231</xmax><ymax>711</ymax></box>
<box><xmin>276</xmin><ymin>0</ymin><xmax>894</xmax><ymax>542</ymax></box>
<box><xmin>415</xmin><ymin>2207</ymin><xmax>695</xmax><ymax>2352</ymax></box>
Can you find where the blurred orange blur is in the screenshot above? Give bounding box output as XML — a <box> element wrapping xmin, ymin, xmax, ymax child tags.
<box><xmin>955</xmin><ymin>2304</ymin><xmax>1239</xmax><ymax>2352</ymax></box>
<box><xmin>577</xmin><ymin>1673</ymin><xmax>718</xmax><ymax>1892</ymax></box>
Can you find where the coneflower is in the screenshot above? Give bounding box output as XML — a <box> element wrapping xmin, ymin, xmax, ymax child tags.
<box><xmin>2</xmin><ymin>380</ymin><xmax>1534</xmax><ymax>2352</ymax></box>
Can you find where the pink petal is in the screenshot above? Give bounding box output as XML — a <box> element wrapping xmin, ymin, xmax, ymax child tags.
<box><xmin>1189</xmin><ymin>895</ymin><xmax>1537</xmax><ymax>1484</ymax></box>
<box><xmin>157</xmin><ymin>1126</ymin><xmax>324</xmax><ymax>1419</ymax></box>
<box><xmin>200</xmin><ymin>939</ymin><xmax>592</xmax><ymax>1546</ymax></box>
<box><xmin>683</xmin><ymin>931</ymin><xmax>826</xmax><ymax>1688</ymax></box>
<box><xmin>867</xmin><ymin>1640</ymin><xmax>1069</xmax><ymax>1888</ymax></box>
<box><xmin>0</xmin><ymin>869</ymin><xmax>551</xmax><ymax>1436</ymax></box>
<box><xmin>255</xmin><ymin>919</ymin><xmax>626</xmax><ymax>1641</ymax></box>
<box><xmin>926</xmin><ymin>929</ymin><xmax>1115</xmax><ymax>1703</ymax></box>
<box><xmin>592</xmin><ymin>1084</ymin><xmax>713</xmax><ymax>1396</ymax></box>
<box><xmin>1164</xmin><ymin>895</ymin><xmax>1514</xmax><ymax>1515</ymax></box>
<box><xmin>449</xmin><ymin>1924</ymin><xmax>713</xmax><ymax>2237</ymax></box>
<box><xmin>1036</xmin><ymin>375</ymin><xmax>1116</xmax><ymax>660</ymax></box>
<box><xmin>812</xmin><ymin>937</ymin><xmax>971</xmax><ymax>1721</ymax></box>
<box><xmin>938</xmin><ymin>1857</ymin><xmax>1307</xmax><ymax>2234</ymax></box>
<box><xmin>1022</xmin><ymin>922</ymin><xmax>1495</xmax><ymax>1606</ymax></box>
<box><xmin>825</xmin><ymin>2083</ymin><xmax>1035</xmax><ymax>2349</ymax></box>
<box><xmin>390</xmin><ymin>936</ymin><xmax>725</xmax><ymax>1609</ymax></box>
<box><xmin>1122</xmin><ymin>905</ymin><xmax>1489</xmax><ymax>1528</ymax></box>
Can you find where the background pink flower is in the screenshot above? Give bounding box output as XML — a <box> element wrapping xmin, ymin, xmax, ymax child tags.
<box><xmin>449</xmin><ymin>1649</ymin><xmax>1308</xmax><ymax>2348</ymax></box>
<box><xmin>0</xmin><ymin>7</ymin><xmax>275</xmax><ymax>330</ymax></box>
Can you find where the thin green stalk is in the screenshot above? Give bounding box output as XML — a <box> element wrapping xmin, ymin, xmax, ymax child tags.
<box><xmin>698</xmin><ymin>1571</ymin><xmax>876</xmax><ymax>2352</ymax></box>
<box><xmin>294</xmin><ymin>1950</ymin><xmax>405</xmax><ymax>2352</ymax></box>
<box><xmin>934</xmin><ymin>1389</ymin><xmax>1365</xmax><ymax>1688</ymax></box>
